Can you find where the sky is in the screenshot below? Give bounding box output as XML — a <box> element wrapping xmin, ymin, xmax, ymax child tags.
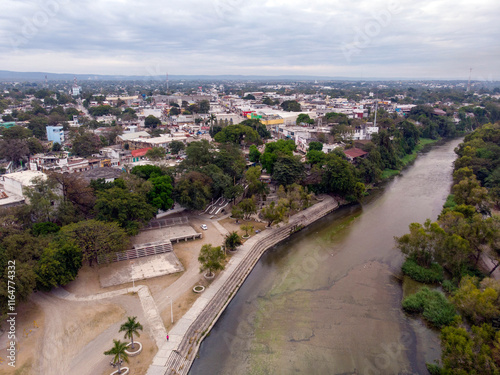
<box><xmin>1</xmin><ymin>0</ymin><xmax>499</xmax><ymax>80</ymax></box>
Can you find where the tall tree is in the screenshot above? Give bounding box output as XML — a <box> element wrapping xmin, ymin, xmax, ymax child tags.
<box><xmin>169</xmin><ymin>140</ymin><xmax>185</xmax><ymax>155</ymax></box>
<box><xmin>72</xmin><ymin>129</ymin><xmax>101</xmax><ymax>157</ymax></box>
<box><xmin>144</xmin><ymin>115</ymin><xmax>161</xmax><ymax>128</ymax></box>
<box><xmin>261</xmin><ymin>201</ymin><xmax>286</xmax><ymax>227</ymax></box>
<box><xmin>198</xmin><ymin>244</ymin><xmax>226</xmax><ymax>277</ymax></box>
<box><xmin>147</xmin><ymin>175</ymin><xmax>174</xmax><ymax>211</ymax></box>
<box><xmin>95</xmin><ymin>185</ymin><xmax>156</xmax><ymax>234</ymax></box>
<box><xmin>173</xmin><ymin>171</ymin><xmax>212</xmax><ymax>210</ymax></box>
<box><xmin>119</xmin><ymin>316</ymin><xmax>143</xmax><ymax>350</ymax></box>
<box><xmin>104</xmin><ymin>340</ymin><xmax>129</xmax><ymax>374</ymax></box>
<box><xmin>35</xmin><ymin>241</ymin><xmax>82</xmax><ymax>290</ymax></box>
<box><xmin>272</xmin><ymin>155</ymin><xmax>305</xmax><ymax>186</ymax></box>
<box><xmin>146</xmin><ymin>147</ymin><xmax>166</xmax><ymax>161</ymax></box>
<box><xmin>58</xmin><ymin>220</ymin><xmax>129</xmax><ymax>266</ymax></box>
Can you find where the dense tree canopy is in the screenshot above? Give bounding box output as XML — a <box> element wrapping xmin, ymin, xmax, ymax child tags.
<box><xmin>213</xmin><ymin>124</ymin><xmax>261</xmax><ymax>146</ymax></box>
<box><xmin>281</xmin><ymin>100</ymin><xmax>301</xmax><ymax>112</ymax></box>
<box><xmin>260</xmin><ymin>139</ymin><xmax>296</xmax><ymax>174</ymax></box>
<box><xmin>173</xmin><ymin>171</ymin><xmax>212</xmax><ymax>210</ymax></box>
<box><xmin>72</xmin><ymin>129</ymin><xmax>101</xmax><ymax>157</ymax></box>
<box><xmin>144</xmin><ymin>115</ymin><xmax>161</xmax><ymax>128</ymax></box>
<box><xmin>95</xmin><ymin>184</ymin><xmax>156</xmax><ymax>234</ymax></box>
<box><xmin>58</xmin><ymin>220</ymin><xmax>129</xmax><ymax>266</ymax></box>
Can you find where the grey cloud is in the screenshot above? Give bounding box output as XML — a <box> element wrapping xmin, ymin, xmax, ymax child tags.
<box><xmin>0</xmin><ymin>0</ymin><xmax>499</xmax><ymax>78</ymax></box>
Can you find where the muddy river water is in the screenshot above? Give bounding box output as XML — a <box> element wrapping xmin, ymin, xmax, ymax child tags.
<box><xmin>190</xmin><ymin>138</ymin><xmax>463</xmax><ymax>375</ymax></box>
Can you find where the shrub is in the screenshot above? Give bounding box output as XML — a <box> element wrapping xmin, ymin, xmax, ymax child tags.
<box><xmin>422</xmin><ymin>297</ymin><xmax>457</xmax><ymax>328</ymax></box>
<box><xmin>402</xmin><ymin>258</ymin><xmax>444</xmax><ymax>284</ymax></box>
<box><xmin>403</xmin><ymin>287</ymin><xmax>457</xmax><ymax>328</ymax></box>
<box><xmin>32</xmin><ymin>222</ymin><xmax>60</xmax><ymax>236</ymax></box>
<box><xmin>443</xmin><ymin>194</ymin><xmax>456</xmax><ymax>209</ymax></box>
<box><xmin>441</xmin><ymin>280</ymin><xmax>457</xmax><ymax>294</ymax></box>
<box><xmin>426</xmin><ymin>363</ymin><xmax>442</xmax><ymax>375</ymax></box>
<box><xmin>402</xmin><ymin>291</ymin><xmax>426</xmax><ymax>313</ymax></box>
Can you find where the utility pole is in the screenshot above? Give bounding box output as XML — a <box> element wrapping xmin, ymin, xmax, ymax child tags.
<box><xmin>467</xmin><ymin>68</ymin><xmax>472</xmax><ymax>92</ymax></box>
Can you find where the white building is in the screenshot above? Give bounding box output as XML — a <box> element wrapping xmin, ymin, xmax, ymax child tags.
<box><xmin>1</xmin><ymin>171</ymin><xmax>47</xmax><ymax>198</ymax></box>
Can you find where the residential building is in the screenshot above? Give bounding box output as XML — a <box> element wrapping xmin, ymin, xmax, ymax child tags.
<box><xmin>46</xmin><ymin>126</ymin><xmax>65</xmax><ymax>144</ymax></box>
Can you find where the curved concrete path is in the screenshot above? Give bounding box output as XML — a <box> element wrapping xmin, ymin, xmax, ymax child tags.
<box><xmin>51</xmin><ymin>284</ymin><xmax>167</xmax><ymax>348</ymax></box>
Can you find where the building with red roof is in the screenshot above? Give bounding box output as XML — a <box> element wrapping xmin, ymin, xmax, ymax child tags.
<box><xmin>343</xmin><ymin>147</ymin><xmax>368</xmax><ymax>162</ymax></box>
<box><xmin>131</xmin><ymin>147</ymin><xmax>152</xmax><ymax>162</ymax></box>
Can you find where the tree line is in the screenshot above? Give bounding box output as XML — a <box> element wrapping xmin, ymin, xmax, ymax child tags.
<box><xmin>394</xmin><ymin>123</ymin><xmax>500</xmax><ymax>374</ymax></box>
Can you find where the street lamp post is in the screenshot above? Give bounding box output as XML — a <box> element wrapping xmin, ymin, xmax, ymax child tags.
<box><xmin>166</xmin><ymin>296</ymin><xmax>173</xmax><ymax>324</ymax></box>
<box><xmin>131</xmin><ymin>261</ymin><xmax>135</xmax><ymax>288</ymax></box>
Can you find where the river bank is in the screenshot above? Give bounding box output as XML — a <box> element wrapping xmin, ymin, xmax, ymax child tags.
<box><xmin>146</xmin><ymin>195</ymin><xmax>340</xmax><ymax>375</ymax></box>
<box><xmin>190</xmin><ymin>137</ymin><xmax>463</xmax><ymax>375</ymax></box>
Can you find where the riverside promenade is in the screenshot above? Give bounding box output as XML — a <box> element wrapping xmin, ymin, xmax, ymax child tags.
<box><xmin>146</xmin><ymin>195</ymin><xmax>339</xmax><ymax>375</ymax></box>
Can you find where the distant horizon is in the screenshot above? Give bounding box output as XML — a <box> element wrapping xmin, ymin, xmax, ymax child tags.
<box><xmin>2</xmin><ymin>1</ymin><xmax>499</xmax><ymax>82</ymax></box>
<box><xmin>1</xmin><ymin>69</ymin><xmax>497</xmax><ymax>83</ymax></box>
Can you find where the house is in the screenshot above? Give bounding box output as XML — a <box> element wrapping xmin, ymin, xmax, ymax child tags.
<box><xmin>46</xmin><ymin>126</ymin><xmax>65</xmax><ymax>144</ymax></box>
<box><xmin>123</xmin><ymin>134</ymin><xmax>190</xmax><ymax>151</ymax></box>
<box><xmin>131</xmin><ymin>148</ymin><xmax>152</xmax><ymax>162</ymax></box>
<box><xmin>433</xmin><ymin>109</ymin><xmax>447</xmax><ymax>116</ymax></box>
<box><xmin>78</xmin><ymin>167</ymin><xmax>123</xmax><ymax>184</ymax></box>
<box><xmin>116</xmin><ymin>131</ymin><xmax>151</xmax><ymax>146</ymax></box>
<box><xmin>343</xmin><ymin>148</ymin><xmax>368</xmax><ymax>162</ymax></box>
<box><xmin>0</xmin><ymin>171</ymin><xmax>47</xmax><ymax>201</ymax></box>
<box><xmin>0</xmin><ymin>122</ymin><xmax>16</xmax><ymax>129</ymax></box>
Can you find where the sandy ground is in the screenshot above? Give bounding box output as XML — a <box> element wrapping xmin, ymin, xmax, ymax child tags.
<box><xmin>218</xmin><ymin>217</ymin><xmax>268</xmax><ymax>239</ymax></box>
<box><xmin>0</xmin><ymin>301</ymin><xmax>44</xmax><ymax>375</ymax></box>
<box><xmin>0</xmin><ymin>215</ymin><xmax>229</xmax><ymax>375</ymax></box>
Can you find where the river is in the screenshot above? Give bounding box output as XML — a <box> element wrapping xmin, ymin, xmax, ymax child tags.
<box><xmin>190</xmin><ymin>138</ymin><xmax>463</xmax><ymax>375</ymax></box>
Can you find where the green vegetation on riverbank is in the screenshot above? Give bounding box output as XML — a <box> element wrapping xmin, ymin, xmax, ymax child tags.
<box><xmin>395</xmin><ymin>123</ymin><xmax>500</xmax><ymax>374</ymax></box>
<box><xmin>381</xmin><ymin>138</ymin><xmax>440</xmax><ymax>180</ymax></box>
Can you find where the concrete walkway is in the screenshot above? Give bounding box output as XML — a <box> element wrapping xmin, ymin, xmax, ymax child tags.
<box><xmin>146</xmin><ymin>196</ymin><xmax>338</xmax><ymax>375</ymax></box>
<box><xmin>211</xmin><ymin>218</ymin><xmax>230</xmax><ymax>237</ymax></box>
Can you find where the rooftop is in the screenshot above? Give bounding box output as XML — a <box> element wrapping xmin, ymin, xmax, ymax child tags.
<box><xmin>131</xmin><ymin>148</ymin><xmax>152</xmax><ymax>157</ymax></box>
<box><xmin>343</xmin><ymin>148</ymin><xmax>368</xmax><ymax>159</ymax></box>
<box><xmin>2</xmin><ymin>170</ymin><xmax>47</xmax><ymax>185</ymax></box>
<box><xmin>78</xmin><ymin>167</ymin><xmax>123</xmax><ymax>182</ymax></box>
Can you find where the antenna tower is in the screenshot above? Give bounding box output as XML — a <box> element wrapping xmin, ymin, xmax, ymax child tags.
<box><xmin>467</xmin><ymin>68</ymin><xmax>472</xmax><ymax>92</ymax></box>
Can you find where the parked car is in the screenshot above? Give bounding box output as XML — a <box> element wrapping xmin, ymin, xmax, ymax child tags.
<box><xmin>201</xmin><ymin>224</ymin><xmax>208</xmax><ymax>230</ymax></box>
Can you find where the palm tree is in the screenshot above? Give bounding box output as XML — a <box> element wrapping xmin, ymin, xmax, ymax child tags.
<box><xmin>224</xmin><ymin>231</ymin><xmax>242</xmax><ymax>252</ymax></box>
<box><xmin>104</xmin><ymin>339</ymin><xmax>129</xmax><ymax>374</ymax></box>
<box><xmin>119</xmin><ymin>316</ymin><xmax>143</xmax><ymax>350</ymax></box>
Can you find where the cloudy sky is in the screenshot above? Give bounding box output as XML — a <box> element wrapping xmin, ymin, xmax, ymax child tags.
<box><xmin>1</xmin><ymin>0</ymin><xmax>499</xmax><ymax>79</ymax></box>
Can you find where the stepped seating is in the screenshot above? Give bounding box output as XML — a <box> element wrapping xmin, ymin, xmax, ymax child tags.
<box><xmin>97</xmin><ymin>241</ymin><xmax>173</xmax><ymax>264</ymax></box>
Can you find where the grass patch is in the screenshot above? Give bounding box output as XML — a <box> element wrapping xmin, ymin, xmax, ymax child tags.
<box><xmin>402</xmin><ymin>258</ymin><xmax>444</xmax><ymax>284</ymax></box>
<box><xmin>443</xmin><ymin>194</ymin><xmax>457</xmax><ymax>209</ymax></box>
<box><xmin>381</xmin><ymin>168</ymin><xmax>400</xmax><ymax>179</ymax></box>
<box><xmin>417</xmin><ymin>137</ymin><xmax>440</xmax><ymax>148</ymax></box>
<box><xmin>400</xmin><ymin>152</ymin><xmax>418</xmax><ymax>167</ymax></box>
<box><xmin>402</xmin><ymin>287</ymin><xmax>456</xmax><ymax>328</ymax></box>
